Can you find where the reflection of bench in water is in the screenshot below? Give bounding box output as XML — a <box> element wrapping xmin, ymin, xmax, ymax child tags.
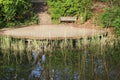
<box><xmin>59</xmin><ymin>17</ymin><xmax>77</xmax><ymax>23</ymax></box>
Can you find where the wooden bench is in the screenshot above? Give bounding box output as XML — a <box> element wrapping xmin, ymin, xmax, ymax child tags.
<box><xmin>59</xmin><ymin>17</ymin><xmax>77</xmax><ymax>23</ymax></box>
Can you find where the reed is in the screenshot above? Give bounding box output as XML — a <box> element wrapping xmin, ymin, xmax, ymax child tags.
<box><xmin>0</xmin><ymin>35</ymin><xmax>120</xmax><ymax>80</ymax></box>
<box><xmin>0</xmin><ymin>36</ymin><xmax>11</xmax><ymax>50</ymax></box>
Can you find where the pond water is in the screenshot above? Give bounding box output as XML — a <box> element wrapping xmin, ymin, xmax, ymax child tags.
<box><xmin>0</xmin><ymin>38</ymin><xmax>120</xmax><ymax>80</ymax></box>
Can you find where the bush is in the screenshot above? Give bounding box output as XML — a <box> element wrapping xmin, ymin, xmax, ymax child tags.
<box><xmin>0</xmin><ymin>0</ymin><xmax>38</xmax><ymax>28</ymax></box>
<box><xmin>99</xmin><ymin>7</ymin><xmax>120</xmax><ymax>27</ymax></box>
<box><xmin>99</xmin><ymin>7</ymin><xmax>120</xmax><ymax>36</ymax></box>
<box><xmin>93</xmin><ymin>0</ymin><xmax>108</xmax><ymax>2</ymax></box>
<box><xmin>48</xmin><ymin>0</ymin><xmax>92</xmax><ymax>23</ymax></box>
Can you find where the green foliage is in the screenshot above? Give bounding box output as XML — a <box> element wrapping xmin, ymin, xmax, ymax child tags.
<box><xmin>107</xmin><ymin>0</ymin><xmax>120</xmax><ymax>6</ymax></box>
<box><xmin>99</xmin><ymin>7</ymin><xmax>120</xmax><ymax>26</ymax></box>
<box><xmin>105</xmin><ymin>40</ymin><xmax>120</xmax><ymax>65</ymax></box>
<box><xmin>0</xmin><ymin>0</ymin><xmax>38</xmax><ymax>28</ymax></box>
<box><xmin>94</xmin><ymin>0</ymin><xmax>120</xmax><ymax>6</ymax></box>
<box><xmin>48</xmin><ymin>0</ymin><xmax>92</xmax><ymax>23</ymax></box>
<box><xmin>81</xmin><ymin>11</ymin><xmax>91</xmax><ymax>24</ymax></box>
<box><xmin>93</xmin><ymin>0</ymin><xmax>108</xmax><ymax>2</ymax></box>
<box><xmin>99</xmin><ymin>7</ymin><xmax>120</xmax><ymax>36</ymax></box>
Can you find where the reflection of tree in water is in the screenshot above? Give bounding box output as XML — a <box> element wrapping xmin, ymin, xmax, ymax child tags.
<box><xmin>29</xmin><ymin>47</ymin><xmax>81</xmax><ymax>80</ymax></box>
<box><xmin>0</xmin><ymin>39</ymin><xmax>120</xmax><ymax>80</ymax></box>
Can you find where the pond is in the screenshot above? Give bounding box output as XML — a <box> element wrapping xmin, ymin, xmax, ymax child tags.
<box><xmin>0</xmin><ymin>36</ymin><xmax>120</xmax><ymax>80</ymax></box>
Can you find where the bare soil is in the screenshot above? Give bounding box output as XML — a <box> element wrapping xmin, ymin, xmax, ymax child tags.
<box><xmin>0</xmin><ymin>24</ymin><xmax>107</xmax><ymax>39</ymax></box>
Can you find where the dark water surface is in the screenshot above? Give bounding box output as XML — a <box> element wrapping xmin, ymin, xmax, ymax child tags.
<box><xmin>0</xmin><ymin>39</ymin><xmax>120</xmax><ymax>80</ymax></box>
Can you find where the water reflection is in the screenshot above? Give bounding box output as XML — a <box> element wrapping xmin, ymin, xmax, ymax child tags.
<box><xmin>29</xmin><ymin>62</ymin><xmax>43</xmax><ymax>79</ymax></box>
<box><xmin>109</xmin><ymin>69</ymin><xmax>117</xmax><ymax>80</ymax></box>
<box><xmin>29</xmin><ymin>50</ymin><xmax>45</xmax><ymax>80</ymax></box>
<box><xmin>94</xmin><ymin>59</ymin><xmax>103</xmax><ymax>74</ymax></box>
<box><xmin>29</xmin><ymin>50</ymin><xmax>81</xmax><ymax>80</ymax></box>
<box><xmin>0</xmin><ymin>46</ymin><xmax>120</xmax><ymax>80</ymax></box>
<box><xmin>42</xmin><ymin>54</ymin><xmax>45</xmax><ymax>63</ymax></box>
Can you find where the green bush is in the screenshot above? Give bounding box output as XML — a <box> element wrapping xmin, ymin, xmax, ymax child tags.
<box><xmin>99</xmin><ymin>7</ymin><xmax>120</xmax><ymax>27</ymax></box>
<box><xmin>99</xmin><ymin>7</ymin><xmax>120</xmax><ymax>36</ymax></box>
<box><xmin>0</xmin><ymin>0</ymin><xmax>38</xmax><ymax>28</ymax></box>
<box><xmin>94</xmin><ymin>0</ymin><xmax>108</xmax><ymax>2</ymax></box>
<box><xmin>48</xmin><ymin>0</ymin><xmax>91</xmax><ymax>23</ymax></box>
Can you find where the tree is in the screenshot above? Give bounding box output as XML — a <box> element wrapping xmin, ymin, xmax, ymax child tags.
<box><xmin>0</xmin><ymin>0</ymin><xmax>37</xmax><ymax>28</ymax></box>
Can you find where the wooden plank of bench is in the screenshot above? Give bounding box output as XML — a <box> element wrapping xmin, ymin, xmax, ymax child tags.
<box><xmin>60</xmin><ymin>17</ymin><xmax>77</xmax><ymax>22</ymax></box>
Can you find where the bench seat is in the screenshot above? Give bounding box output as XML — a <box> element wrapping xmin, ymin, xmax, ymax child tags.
<box><xmin>59</xmin><ymin>17</ymin><xmax>77</xmax><ymax>23</ymax></box>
